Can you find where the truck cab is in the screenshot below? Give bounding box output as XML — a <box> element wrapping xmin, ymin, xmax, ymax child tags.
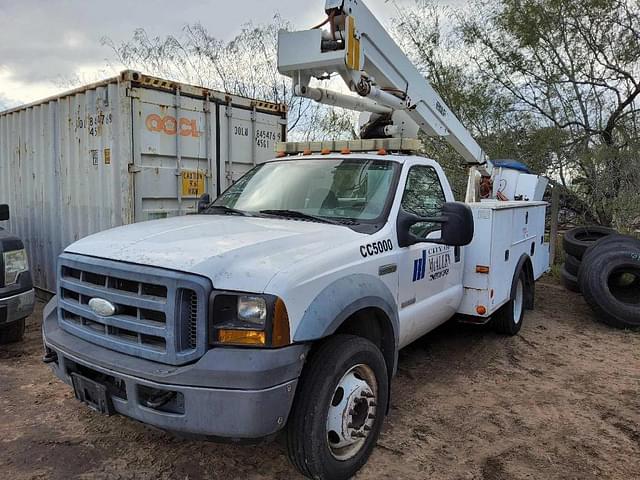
<box><xmin>0</xmin><ymin>204</ymin><xmax>35</xmax><ymax>344</ymax></box>
<box><xmin>43</xmin><ymin>149</ymin><xmax>547</xmax><ymax>479</ymax></box>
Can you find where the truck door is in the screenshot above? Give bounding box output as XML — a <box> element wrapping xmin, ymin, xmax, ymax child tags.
<box><xmin>396</xmin><ymin>164</ymin><xmax>464</xmax><ymax>347</ymax></box>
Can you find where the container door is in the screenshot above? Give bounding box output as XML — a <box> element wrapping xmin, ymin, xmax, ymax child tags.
<box><xmin>131</xmin><ymin>88</ymin><xmax>216</xmax><ymax>221</ymax></box>
<box><xmin>217</xmin><ymin>104</ymin><xmax>286</xmax><ymax>190</ymax></box>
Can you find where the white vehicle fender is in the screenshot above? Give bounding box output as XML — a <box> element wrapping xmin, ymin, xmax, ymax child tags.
<box><xmin>292</xmin><ymin>273</ymin><xmax>399</xmax><ymax>375</ymax></box>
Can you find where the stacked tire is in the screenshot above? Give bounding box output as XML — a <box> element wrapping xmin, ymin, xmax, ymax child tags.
<box><xmin>579</xmin><ymin>235</ymin><xmax>640</xmax><ymax>329</ymax></box>
<box><xmin>561</xmin><ymin>226</ymin><xmax>616</xmax><ymax>293</ymax></box>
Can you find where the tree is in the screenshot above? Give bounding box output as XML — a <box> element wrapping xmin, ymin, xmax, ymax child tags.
<box><xmin>460</xmin><ymin>0</ymin><xmax>640</xmax><ymax>228</ymax></box>
<box><xmin>391</xmin><ymin>0</ymin><xmax>559</xmax><ymax>200</ymax></box>
<box><xmin>103</xmin><ymin>17</ymin><xmax>356</xmax><ymax>141</ymax></box>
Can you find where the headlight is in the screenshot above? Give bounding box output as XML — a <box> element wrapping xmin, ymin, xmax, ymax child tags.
<box><xmin>210</xmin><ymin>293</ymin><xmax>290</xmax><ymax>347</ymax></box>
<box><xmin>3</xmin><ymin>249</ymin><xmax>29</xmax><ymax>286</ymax></box>
<box><xmin>237</xmin><ymin>296</ymin><xmax>267</xmax><ymax>326</ymax></box>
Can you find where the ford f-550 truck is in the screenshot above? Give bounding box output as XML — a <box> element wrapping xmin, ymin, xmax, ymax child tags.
<box><xmin>42</xmin><ymin>2</ymin><xmax>550</xmax><ymax>479</ymax></box>
<box><xmin>0</xmin><ymin>204</ymin><xmax>35</xmax><ymax>344</ymax></box>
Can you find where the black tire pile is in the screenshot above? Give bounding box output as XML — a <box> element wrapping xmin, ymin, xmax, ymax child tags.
<box><xmin>561</xmin><ymin>226</ymin><xmax>640</xmax><ymax>329</ymax></box>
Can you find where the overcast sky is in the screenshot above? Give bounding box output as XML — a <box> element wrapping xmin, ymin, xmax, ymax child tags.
<box><xmin>0</xmin><ymin>0</ymin><xmax>460</xmax><ymax>109</ymax></box>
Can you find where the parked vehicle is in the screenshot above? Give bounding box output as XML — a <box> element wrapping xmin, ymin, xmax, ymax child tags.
<box><xmin>0</xmin><ymin>205</ymin><xmax>35</xmax><ymax>344</ymax></box>
<box><xmin>0</xmin><ymin>71</ymin><xmax>287</xmax><ymax>292</ymax></box>
<box><xmin>42</xmin><ymin>1</ymin><xmax>550</xmax><ymax>479</ymax></box>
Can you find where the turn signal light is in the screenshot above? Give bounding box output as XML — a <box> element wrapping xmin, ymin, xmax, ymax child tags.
<box><xmin>476</xmin><ymin>265</ymin><xmax>490</xmax><ymax>274</ymax></box>
<box><xmin>341</xmin><ymin>147</ymin><xmax>351</xmax><ymax>154</ymax></box>
<box><xmin>272</xmin><ymin>297</ymin><xmax>291</xmax><ymax>347</ymax></box>
<box><xmin>476</xmin><ymin>305</ymin><xmax>487</xmax><ymax>315</ymax></box>
<box><xmin>321</xmin><ymin>148</ymin><xmax>331</xmax><ymax>155</ymax></box>
<box><xmin>276</xmin><ymin>151</ymin><xmax>286</xmax><ymax>158</ymax></box>
<box><xmin>303</xmin><ymin>149</ymin><xmax>312</xmax><ymax>156</ymax></box>
<box><xmin>377</xmin><ymin>148</ymin><xmax>388</xmax><ymax>156</ymax></box>
<box><xmin>218</xmin><ymin>329</ymin><xmax>266</xmax><ymax>346</ymax></box>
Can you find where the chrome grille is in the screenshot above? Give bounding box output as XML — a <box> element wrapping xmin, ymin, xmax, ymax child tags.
<box><xmin>187</xmin><ymin>291</ymin><xmax>198</xmax><ymax>350</ymax></box>
<box><xmin>57</xmin><ymin>253</ymin><xmax>210</xmax><ymax>365</ymax></box>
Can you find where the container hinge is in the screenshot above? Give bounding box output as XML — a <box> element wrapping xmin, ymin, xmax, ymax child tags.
<box><xmin>278</xmin><ymin>118</ymin><xmax>288</xmax><ymax>126</ymax></box>
<box><xmin>128</xmin><ymin>164</ymin><xmax>142</xmax><ymax>173</ymax></box>
<box><xmin>225</xmin><ymin>104</ymin><xmax>233</xmax><ymax>118</ymax></box>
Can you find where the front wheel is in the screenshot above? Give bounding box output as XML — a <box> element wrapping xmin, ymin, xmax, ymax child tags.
<box><xmin>286</xmin><ymin>334</ymin><xmax>389</xmax><ymax>480</ymax></box>
<box><xmin>0</xmin><ymin>318</ymin><xmax>25</xmax><ymax>344</ymax></box>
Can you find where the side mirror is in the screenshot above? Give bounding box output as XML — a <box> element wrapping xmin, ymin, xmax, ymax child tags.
<box><xmin>397</xmin><ymin>202</ymin><xmax>474</xmax><ymax>248</ymax></box>
<box><xmin>197</xmin><ymin>194</ymin><xmax>211</xmax><ymax>214</ymax></box>
<box><xmin>0</xmin><ymin>204</ymin><xmax>9</xmax><ymax>221</ymax></box>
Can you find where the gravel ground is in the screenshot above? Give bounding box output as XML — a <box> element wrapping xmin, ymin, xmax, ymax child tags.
<box><xmin>1</xmin><ymin>278</ymin><xmax>639</xmax><ymax>480</ymax></box>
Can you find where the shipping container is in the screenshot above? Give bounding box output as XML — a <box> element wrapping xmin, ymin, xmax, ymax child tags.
<box><xmin>0</xmin><ymin>70</ymin><xmax>288</xmax><ymax>292</ymax></box>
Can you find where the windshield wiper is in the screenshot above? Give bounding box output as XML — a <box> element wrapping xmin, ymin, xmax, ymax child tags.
<box><xmin>204</xmin><ymin>205</ymin><xmax>252</xmax><ymax>217</ymax></box>
<box><xmin>259</xmin><ymin>209</ymin><xmax>343</xmax><ymax>225</ymax></box>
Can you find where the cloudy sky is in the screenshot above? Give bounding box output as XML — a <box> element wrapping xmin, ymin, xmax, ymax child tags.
<box><xmin>0</xmin><ymin>0</ymin><xmax>460</xmax><ymax>109</ymax></box>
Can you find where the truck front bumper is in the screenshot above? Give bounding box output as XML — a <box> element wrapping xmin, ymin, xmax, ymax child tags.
<box><xmin>0</xmin><ymin>288</ymin><xmax>35</xmax><ymax>325</ymax></box>
<box><xmin>42</xmin><ymin>299</ymin><xmax>308</xmax><ymax>440</ymax></box>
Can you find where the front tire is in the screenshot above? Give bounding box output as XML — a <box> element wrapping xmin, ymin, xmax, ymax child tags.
<box><xmin>0</xmin><ymin>318</ymin><xmax>25</xmax><ymax>344</ymax></box>
<box><xmin>286</xmin><ymin>334</ymin><xmax>389</xmax><ymax>480</ymax></box>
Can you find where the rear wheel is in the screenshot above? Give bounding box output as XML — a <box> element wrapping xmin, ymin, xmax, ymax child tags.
<box><xmin>494</xmin><ymin>271</ymin><xmax>526</xmax><ymax>335</ymax></box>
<box><xmin>0</xmin><ymin>318</ymin><xmax>25</xmax><ymax>344</ymax></box>
<box><xmin>286</xmin><ymin>334</ymin><xmax>388</xmax><ymax>480</ymax></box>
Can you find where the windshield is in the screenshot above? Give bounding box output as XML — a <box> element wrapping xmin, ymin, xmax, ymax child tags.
<box><xmin>212</xmin><ymin>158</ymin><xmax>399</xmax><ymax>223</ymax></box>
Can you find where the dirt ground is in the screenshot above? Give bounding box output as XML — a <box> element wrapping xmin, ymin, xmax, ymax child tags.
<box><xmin>1</xmin><ymin>278</ymin><xmax>639</xmax><ymax>480</ymax></box>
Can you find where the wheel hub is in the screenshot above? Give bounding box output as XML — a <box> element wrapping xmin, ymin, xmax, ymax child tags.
<box><xmin>326</xmin><ymin>364</ymin><xmax>378</xmax><ymax>461</ymax></box>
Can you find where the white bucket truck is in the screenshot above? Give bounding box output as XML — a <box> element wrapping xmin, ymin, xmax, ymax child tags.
<box><xmin>43</xmin><ymin>1</ymin><xmax>549</xmax><ymax>479</ymax></box>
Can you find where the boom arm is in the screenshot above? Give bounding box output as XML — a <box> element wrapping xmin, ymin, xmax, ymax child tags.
<box><xmin>277</xmin><ymin>0</ymin><xmax>490</xmax><ymax>171</ymax></box>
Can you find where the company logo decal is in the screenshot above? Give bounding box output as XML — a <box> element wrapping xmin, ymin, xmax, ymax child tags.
<box><xmin>88</xmin><ymin>298</ymin><xmax>117</xmax><ymax>317</ymax></box>
<box><xmin>145</xmin><ymin>114</ymin><xmax>201</xmax><ymax>138</ymax></box>
<box><xmin>413</xmin><ymin>246</ymin><xmax>451</xmax><ymax>282</ymax></box>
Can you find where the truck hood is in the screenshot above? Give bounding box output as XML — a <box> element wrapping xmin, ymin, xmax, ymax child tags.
<box><xmin>65</xmin><ymin>215</ymin><xmax>364</xmax><ymax>292</ymax></box>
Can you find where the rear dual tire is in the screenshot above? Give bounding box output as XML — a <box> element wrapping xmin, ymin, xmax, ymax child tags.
<box><xmin>494</xmin><ymin>270</ymin><xmax>526</xmax><ymax>335</ymax></box>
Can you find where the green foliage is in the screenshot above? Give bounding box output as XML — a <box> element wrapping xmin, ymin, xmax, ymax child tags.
<box><xmin>395</xmin><ymin>0</ymin><xmax>639</xmax><ymax>227</ymax></box>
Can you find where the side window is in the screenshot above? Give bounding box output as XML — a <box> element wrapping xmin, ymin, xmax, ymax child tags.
<box><xmin>401</xmin><ymin>166</ymin><xmax>446</xmax><ymax>238</ymax></box>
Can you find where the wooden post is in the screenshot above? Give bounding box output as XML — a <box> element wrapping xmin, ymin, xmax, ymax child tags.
<box><xmin>549</xmin><ymin>184</ymin><xmax>560</xmax><ymax>266</ymax></box>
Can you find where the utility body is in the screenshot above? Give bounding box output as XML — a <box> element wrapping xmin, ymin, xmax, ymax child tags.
<box><xmin>42</xmin><ymin>1</ymin><xmax>550</xmax><ymax>479</ymax></box>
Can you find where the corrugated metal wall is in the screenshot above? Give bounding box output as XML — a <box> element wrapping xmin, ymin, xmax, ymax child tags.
<box><xmin>0</xmin><ymin>81</ymin><xmax>133</xmax><ymax>291</ymax></box>
<box><xmin>0</xmin><ymin>72</ymin><xmax>287</xmax><ymax>292</ymax></box>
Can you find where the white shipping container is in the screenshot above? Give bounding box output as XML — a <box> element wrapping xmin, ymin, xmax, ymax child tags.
<box><xmin>0</xmin><ymin>71</ymin><xmax>288</xmax><ymax>292</ymax></box>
